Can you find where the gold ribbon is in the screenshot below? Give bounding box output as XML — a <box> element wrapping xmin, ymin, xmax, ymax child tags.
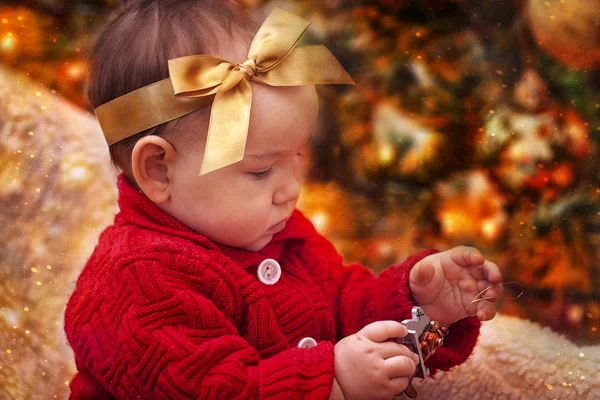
<box><xmin>94</xmin><ymin>7</ymin><xmax>355</xmax><ymax>175</ymax></box>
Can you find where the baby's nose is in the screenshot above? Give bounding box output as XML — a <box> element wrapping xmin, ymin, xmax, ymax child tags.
<box><xmin>273</xmin><ymin>177</ymin><xmax>301</xmax><ymax>205</ymax></box>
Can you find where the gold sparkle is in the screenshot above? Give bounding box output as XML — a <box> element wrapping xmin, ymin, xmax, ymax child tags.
<box><xmin>546</xmin><ymin>384</ymin><xmax>553</xmax><ymax>390</ymax></box>
<box><xmin>28</xmin><ymin>131</ymin><xmax>33</xmax><ymax>135</ymax></box>
<box><xmin>7</xmin><ymin>32</ymin><xmax>12</xmax><ymax>37</ymax></box>
<box><xmin>1</xmin><ymin>36</ymin><xmax>15</xmax><ymax>51</ymax></box>
<box><xmin>41</xmin><ymin>105</ymin><xmax>47</xmax><ymax>110</ymax></box>
<box><xmin>35</xmin><ymin>91</ymin><xmax>42</xmax><ymax>97</ymax></box>
<box><xmin>36</xmin><ymin>281</ymin><xmax>42</xmax><ymax>286</ymax></box>
<box><xmin>1</xmin><ymin>18</ymin><xmax>7</xmax><ymax>23</ymax></box>
<box><xmin>31</xmin><ymin>267</ymin><xmax>38</xmax><ymax>272</ymax></box>
<box><xmin>47</xmin><ymin>265</ymin><xmax>52</xmax><ymax>270</ymax></box>
<box><xmin>35</xmin><ymin>188</ymin><xmax>40</xmax><ymax>193</ymax></box>
<box><xmin>12</xmin><ymin>325</ymin><xmax>17</xmax><ymax>329</ymax></box>
<box><xmin>23</xmin><ymin>307</ymin><xmax>29</xmax><ymax>312</ymax></box>
<box><xmin>25</xmin><ymin>330</ymin><xmax>30</xmax><ymax>334</ymax></box>
<box><xmin>579</xmin><ymin>352</ymin><xmax>585</xmax><ymax>357</ymax></box>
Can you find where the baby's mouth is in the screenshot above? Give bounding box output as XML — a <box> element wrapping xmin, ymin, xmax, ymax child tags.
<box><xmin>267</xmin><ymin>220</ymin><xmax>287</xmax><ymax>234</ymax></box>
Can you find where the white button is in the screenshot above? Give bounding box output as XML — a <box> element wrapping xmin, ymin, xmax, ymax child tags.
<box><xmin>256</xmin><ymin>258</ymin><xmax>281</xmax><ymax>285</ymax></box>
<box><xmin>297</xmin><ymin>337</ymin><xmax>317</xmax><ymax>349</ymax></box>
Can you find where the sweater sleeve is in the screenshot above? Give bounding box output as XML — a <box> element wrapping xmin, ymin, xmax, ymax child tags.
<box><xmin>64</xmin><ymin>255</ymin><xmax>335</xmax><ymax>400</ymax></box>
<box><xmin>304</xmin><ymin>233</ymin><xmax>480</xmax><ymax>375</ymax></box>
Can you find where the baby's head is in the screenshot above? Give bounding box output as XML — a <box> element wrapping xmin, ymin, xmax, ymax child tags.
<box><xmin>87</xmin><ymin>0</ymin><xmax>319</xmax><ymax>251</ymax></box>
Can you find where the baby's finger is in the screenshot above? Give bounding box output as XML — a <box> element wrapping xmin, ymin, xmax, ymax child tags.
<box><xmin>477</xmin><ymin>300</ymin><xmax>497</xmax><ymax>321</ymax></box>
<box><xmin>469</xmin><ymin>260</ymin><xmax>501</xmax><ymax>282</ymax></box>
<box><xmin>476</xmin><ymin>280</ymin><xmax>504</xmax><ymax>299</ymax></box>
<box><xmin>378</xmin><ymin>341</ymin><xmax>420</xmax><ymax>363</ymax></box>
<box><xmin>449</xmin><ymin>246</ymin><xmax>484</xmax><ymax>267</ymax></box>
<box><xmin>384</xmin><ymin>355</ymin><xmax>417</xmax><ymax>379</ymax></box>
<box><xmin>496</xmin><ymin>281</ymin><xmax>504</xmax><ymax>297</ymax></box>
<box><xmin>485</xmin><ymin>261</ymin><xmax>502</xmax><ymax>283</ymax></box>
<box><xmin>358</xmin><ymin>321</ymin><xmax>408</xmax><ymax>343</ymax></box>
<box><xmin>389</xmin><ymin>376</ymin><xmax>410</xmax><ymax>394</ymax></box>
<box><xmin>482</xmin><ymin>286</ymin><xmax>498</xmax><ymax>303</ymax></box>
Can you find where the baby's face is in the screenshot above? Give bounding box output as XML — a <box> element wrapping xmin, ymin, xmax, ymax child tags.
<box><xmin>162</xmin><ymin>81</ymin><xmax>318</xmax><ymax>251</ymax></box>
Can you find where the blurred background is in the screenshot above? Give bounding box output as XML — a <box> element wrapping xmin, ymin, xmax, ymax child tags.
<box><xmin>0</xmin><ymin>0</ymin><xmax>598</xmax><ymax>398</ymax></box>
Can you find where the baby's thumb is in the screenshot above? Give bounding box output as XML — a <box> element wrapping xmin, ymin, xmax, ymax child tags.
<box><xmin>410</xmin><ymin>261</ymin><xmax>435</xmax><ymax>287</ymax></box>
<box><xmin>358</xmin><ymin>321</ymin><xmax>408</xmax><ymax>342</ymax></box>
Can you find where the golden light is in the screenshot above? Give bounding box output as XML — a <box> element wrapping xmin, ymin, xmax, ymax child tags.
<box><xmin>309</xmin><ymin>210</ymin><xmax>330</xmax><ymax>233</ymax></box>
<box><xmin>1</xmin><ymin>36</ymin><xmax>15</xmax><ymax>52</ymax></box>
<box><xmin>376</xmin><ymin>241</ymin><xmax>394</xmax><ymax>257</ymax></box>
<box><xmin>440</xmin><ymin>210</ymin><xmax>473</xmax><ymax>236</ymax></box>
<box><xmin>66</xmin><ymin>62</ymin><xmax>84</xmax><ymax>79</ymax></box>
<box><xmin>481</xmin><ymin>217</ymin><xmax>500</xmax><ymax>241</ymax></box>
<box><xmin>377</xmin><ymin>142</ymin><xmax>395</xmax><ymax>165</ymax></box>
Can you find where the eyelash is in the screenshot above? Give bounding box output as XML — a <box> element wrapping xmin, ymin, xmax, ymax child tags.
<box><xmin>251</xmin><ymin>168</ymin><xmax>273</xmax><ymax>180</ymax></box>
<box><xmin>250</xmin><ymin>152</ymin><xmax>304</xmax><ymax>180</ymax></box>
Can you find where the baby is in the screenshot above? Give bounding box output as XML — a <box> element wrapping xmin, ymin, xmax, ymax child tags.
<box><xmin>64</xmin><ymin>1</ymin><xmax>503</xmax><ymax>399</ymax></box>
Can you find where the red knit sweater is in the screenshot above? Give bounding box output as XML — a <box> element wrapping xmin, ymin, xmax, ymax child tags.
<box><xmin>63</xmin><ymin>173</ymin><xmax>481</xmax><ymax>399</ymax></box>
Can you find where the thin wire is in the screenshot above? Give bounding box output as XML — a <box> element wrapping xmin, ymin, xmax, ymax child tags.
<box><xmin>446</xmin><ymin>281</ymin><xmax>525</xmax><ymax>328</ymax></box>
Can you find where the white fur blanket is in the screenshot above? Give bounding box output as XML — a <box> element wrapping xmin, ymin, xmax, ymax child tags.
<box><xmin>415</xmin><ymin>314</ymin><xmax>600</xmax><ymax>399</ymax></box>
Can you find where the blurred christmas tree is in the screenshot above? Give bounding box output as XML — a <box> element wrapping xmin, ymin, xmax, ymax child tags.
<box><xmin>0</xmin><ymin>0</ymin><xmax>121</xmax><ymax>109</ymax></box>
<box><xmin>0</xmin><ymin>3</ymin><xmax>599</xmax><ymax>399</ymax></box>
<box><xmin>292</xmin><ymin>0</ymin><xmax>600</xmax><ymax>344</ymax></box>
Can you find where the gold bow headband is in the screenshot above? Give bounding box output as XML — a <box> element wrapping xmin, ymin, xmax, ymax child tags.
<box><xmin>94</xmin><ymin>7</ymin><xmax>355</xmax><ymax>175</ymax></box>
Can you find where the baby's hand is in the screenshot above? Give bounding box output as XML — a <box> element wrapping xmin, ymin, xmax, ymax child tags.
<box><xmin>333</xmin><ymin>321</ymin><xmax>419</xmax><ymax>400</ymax></box>
<box><xmin>409</xmin><ymin>246</ymin><xmax>503</xmax><ymax>327</ymax></box>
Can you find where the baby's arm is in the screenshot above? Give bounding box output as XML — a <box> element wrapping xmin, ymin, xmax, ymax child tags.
<box><xmin>65</xmin><ymin>252</ymin><xmax>336</xmax><ymax>399</ymax></box>
<box><xmin>305</xmin><ymin>232</ymin><xmax>481</xmax><ymax>375</ymax></box>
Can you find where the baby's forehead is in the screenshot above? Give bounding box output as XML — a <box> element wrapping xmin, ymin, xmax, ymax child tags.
<box><xmin>244</xmin><ymin>84</ymin><xmax>318</xmax><ymax>156</ymax></box>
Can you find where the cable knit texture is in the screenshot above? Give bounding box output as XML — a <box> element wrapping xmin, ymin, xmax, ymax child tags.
<box><xmin>63</xmin><ymin>173</ymin><xmax>481</xmax><ymax>399</ymax></box>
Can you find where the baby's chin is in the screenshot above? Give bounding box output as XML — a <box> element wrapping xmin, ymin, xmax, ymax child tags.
<box><xmin>239</xmin><ymin>232</ymin><xmax>274</xmax><ymax>252</ymax></box>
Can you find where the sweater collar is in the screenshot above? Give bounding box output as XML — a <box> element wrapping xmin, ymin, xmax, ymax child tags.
<box><xmin>115</xmin><ymin>173</ymin><xmax>315</xmax><ymax>267</ymax></box>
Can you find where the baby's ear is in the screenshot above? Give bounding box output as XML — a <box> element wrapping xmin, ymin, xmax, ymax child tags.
<box><xmin>131</xmin><ymin>136</ymin><xmax>176</xmax><ymax>203</ymax></box>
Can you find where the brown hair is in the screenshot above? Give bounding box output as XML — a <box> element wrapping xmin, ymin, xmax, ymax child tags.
<box><xmin>86</xmin><ymin>0</ymin><xmax>257</xmax><ymax>179</ymax></box>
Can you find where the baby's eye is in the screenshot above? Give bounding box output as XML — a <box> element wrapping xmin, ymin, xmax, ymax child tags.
<box><xmin>250</xmin><ymin>167</ymin><xmax>273</xmax><ymax>180</ymax></box>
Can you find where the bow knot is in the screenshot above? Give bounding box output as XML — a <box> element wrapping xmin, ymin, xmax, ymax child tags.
<box><xmin>238</xmin><ymin>57</ymin><xmax>257</xmax><ymax>80</ymax></box>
